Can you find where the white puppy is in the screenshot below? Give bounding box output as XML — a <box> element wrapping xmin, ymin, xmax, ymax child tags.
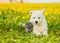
<box><xmin>29</xmin><ymin>8</ymin><xmax>48</xmax><ymax>36</ymax></box>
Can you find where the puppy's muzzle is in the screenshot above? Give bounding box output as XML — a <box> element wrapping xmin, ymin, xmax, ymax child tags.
<box><xmin>35</xmin><ymin>21</ymin><xmax>38</xmax><ymax>24</ymax></box>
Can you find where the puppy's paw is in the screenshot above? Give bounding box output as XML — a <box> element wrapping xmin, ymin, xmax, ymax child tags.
<box><xmin>36</xmin><ymin>33</ymin><xmax>42</xmax><ymax>36</ymax></box>
<box><xmin>42</xmin><ymin>31</ymin><xmax>48</xmax><ymax>36</ymax></box>
<box><xmin>35</xmin><ymin>31</ymin><xmax>42</xmax><ymax>35</ymax></box>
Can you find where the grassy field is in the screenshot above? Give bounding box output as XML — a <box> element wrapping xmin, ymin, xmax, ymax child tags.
<box><xmin>0</xmin><ymin>3</ymin><xmax>60</xmax><ymax>43</ymax></box>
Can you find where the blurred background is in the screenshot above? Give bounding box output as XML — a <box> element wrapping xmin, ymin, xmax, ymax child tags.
<box><xmin>0</xmin><ymin>0</ymin><xmax>60</xmax><ymax>3</ymax></box>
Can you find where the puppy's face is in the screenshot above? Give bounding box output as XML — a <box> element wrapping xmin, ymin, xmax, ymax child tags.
<box><xmin>30</xmin><ymin>8</ymin><xmax>45</xmax><ymax>24</ymax></box>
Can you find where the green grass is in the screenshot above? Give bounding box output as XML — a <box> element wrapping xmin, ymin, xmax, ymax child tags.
<box><xmin>0</xmin><ymin>9</ymin><xmax>60</xmax><ymax>43</ymax></box>
<box><xmin>0</xmin><ymin>31</ymin><xmax>60</xmax><ymax>43</ymax></box>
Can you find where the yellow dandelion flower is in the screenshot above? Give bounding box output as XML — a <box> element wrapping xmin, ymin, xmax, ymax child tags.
<box><xmin>51</xmin><ymin>16</ymin><xmax>56</xmax><ymax>19</ymax></box>
<box><xmin>48</xmin><ymin>20</ymin><xmax>50</xmax><ymax>24</ymax></box>
<box><xmin>9</xmin><ymin>11</ymin><xmax>12</xmax><ymax>15</ymax></box>
<box><xmin>25</xmin><ymin>13</ymin><xmax>31</xmax><ymax>18</ymax></box>
<box><xmin>56</xmin><ymin>32</ymin><xmax>60</xmax><ymax>35</ymax></box>
<box><xmin>6</xmin><ymin>38</ymin><xmax>10</xmax><ymax>41</ymax></box>
<box><xmin>0</xmin><ymin>11</ymin><xmax>2</xmax><ymax>15</ymax></box>
<box><xmin>44</xmin><ymin>12</ymin><xmax>48</xmax><ymax>16</ymax></box>
<box><xmin>15</xmin><ymin>16</ymin><xmax>20</xmax><ymax>23</ymax></box>
<box><xmin>22</xmin><ymin>16</ymin><xmax>25</xmax><ymax>20</ymax></box>
<box><xmin>4</xmin><ymin>11</ymin><xmax>7</xmax><ymax>14</ymax></box>
<box><xmin>9</xmin><ymin>28</ymin><xmax>13</xmax><ymax>32</ymax></box>
<box><xmin>15</xmin><ymin>16</ymin><xmax>20</xmax><ymax>21</ymax></box>
<box><xmin>58</xmin><ymin>18</ymin><xmax>60</xmax><ymax>21</ymax></box>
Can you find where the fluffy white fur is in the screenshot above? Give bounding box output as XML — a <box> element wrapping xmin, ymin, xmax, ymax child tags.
<box><xmin>29</xmin><ymin>8</ymin><xmax>48</xmax><ymax>36</ymax></box>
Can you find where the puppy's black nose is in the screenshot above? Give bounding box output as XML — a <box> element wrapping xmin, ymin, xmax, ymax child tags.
<box><xmin>35</xmin><ymin>21</ymin><xmax>38</xmax><ymax>24</ymax></box>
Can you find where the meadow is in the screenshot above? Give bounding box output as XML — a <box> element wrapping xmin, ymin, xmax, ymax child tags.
<box><xmin>0</xmin><ymin>3</ymin><xmax>60</xmax><ymax>43</ymax></box>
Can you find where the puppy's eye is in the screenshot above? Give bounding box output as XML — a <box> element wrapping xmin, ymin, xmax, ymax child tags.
<box><xmin>38</xmin><ymin>17</ymin><xmax>40</xmax><ymax>19</ymax></box>
<box><xmin>33</xmin><ymin>17</ymin><xmax>35</xmax><ymax>19</ymax></box>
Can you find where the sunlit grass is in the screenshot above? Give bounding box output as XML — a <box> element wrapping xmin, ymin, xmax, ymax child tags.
<box><xmin>0</xmin><ymin>3</ymin><xmax>60</xmax><ymax>43</ymax></box>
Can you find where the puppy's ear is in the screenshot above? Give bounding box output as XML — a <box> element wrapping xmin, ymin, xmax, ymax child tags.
<box><xmin>42</xmin><ymin>8</ymin><xmax>46</xmax><ymax>13</ymax></box>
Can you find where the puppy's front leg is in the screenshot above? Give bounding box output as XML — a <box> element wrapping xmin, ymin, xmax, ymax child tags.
<box><xmin>35</xmin><ymin>31</ymin><xmax>41</xmax><ymax>35</ymax></box>
<box><xmin>42</xmin><ymin>31</ymin><xmax>48</xmax><ymax>36</ymax></box>
<box><xmin>33</xmin><ymin>29</ymin><xmax>41</xmax><ymax>35</ymax></box>
<box><xmin>33</xmin><ymin>29</ymin><xmax>36</xmax><ymax>34</ymax></box>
